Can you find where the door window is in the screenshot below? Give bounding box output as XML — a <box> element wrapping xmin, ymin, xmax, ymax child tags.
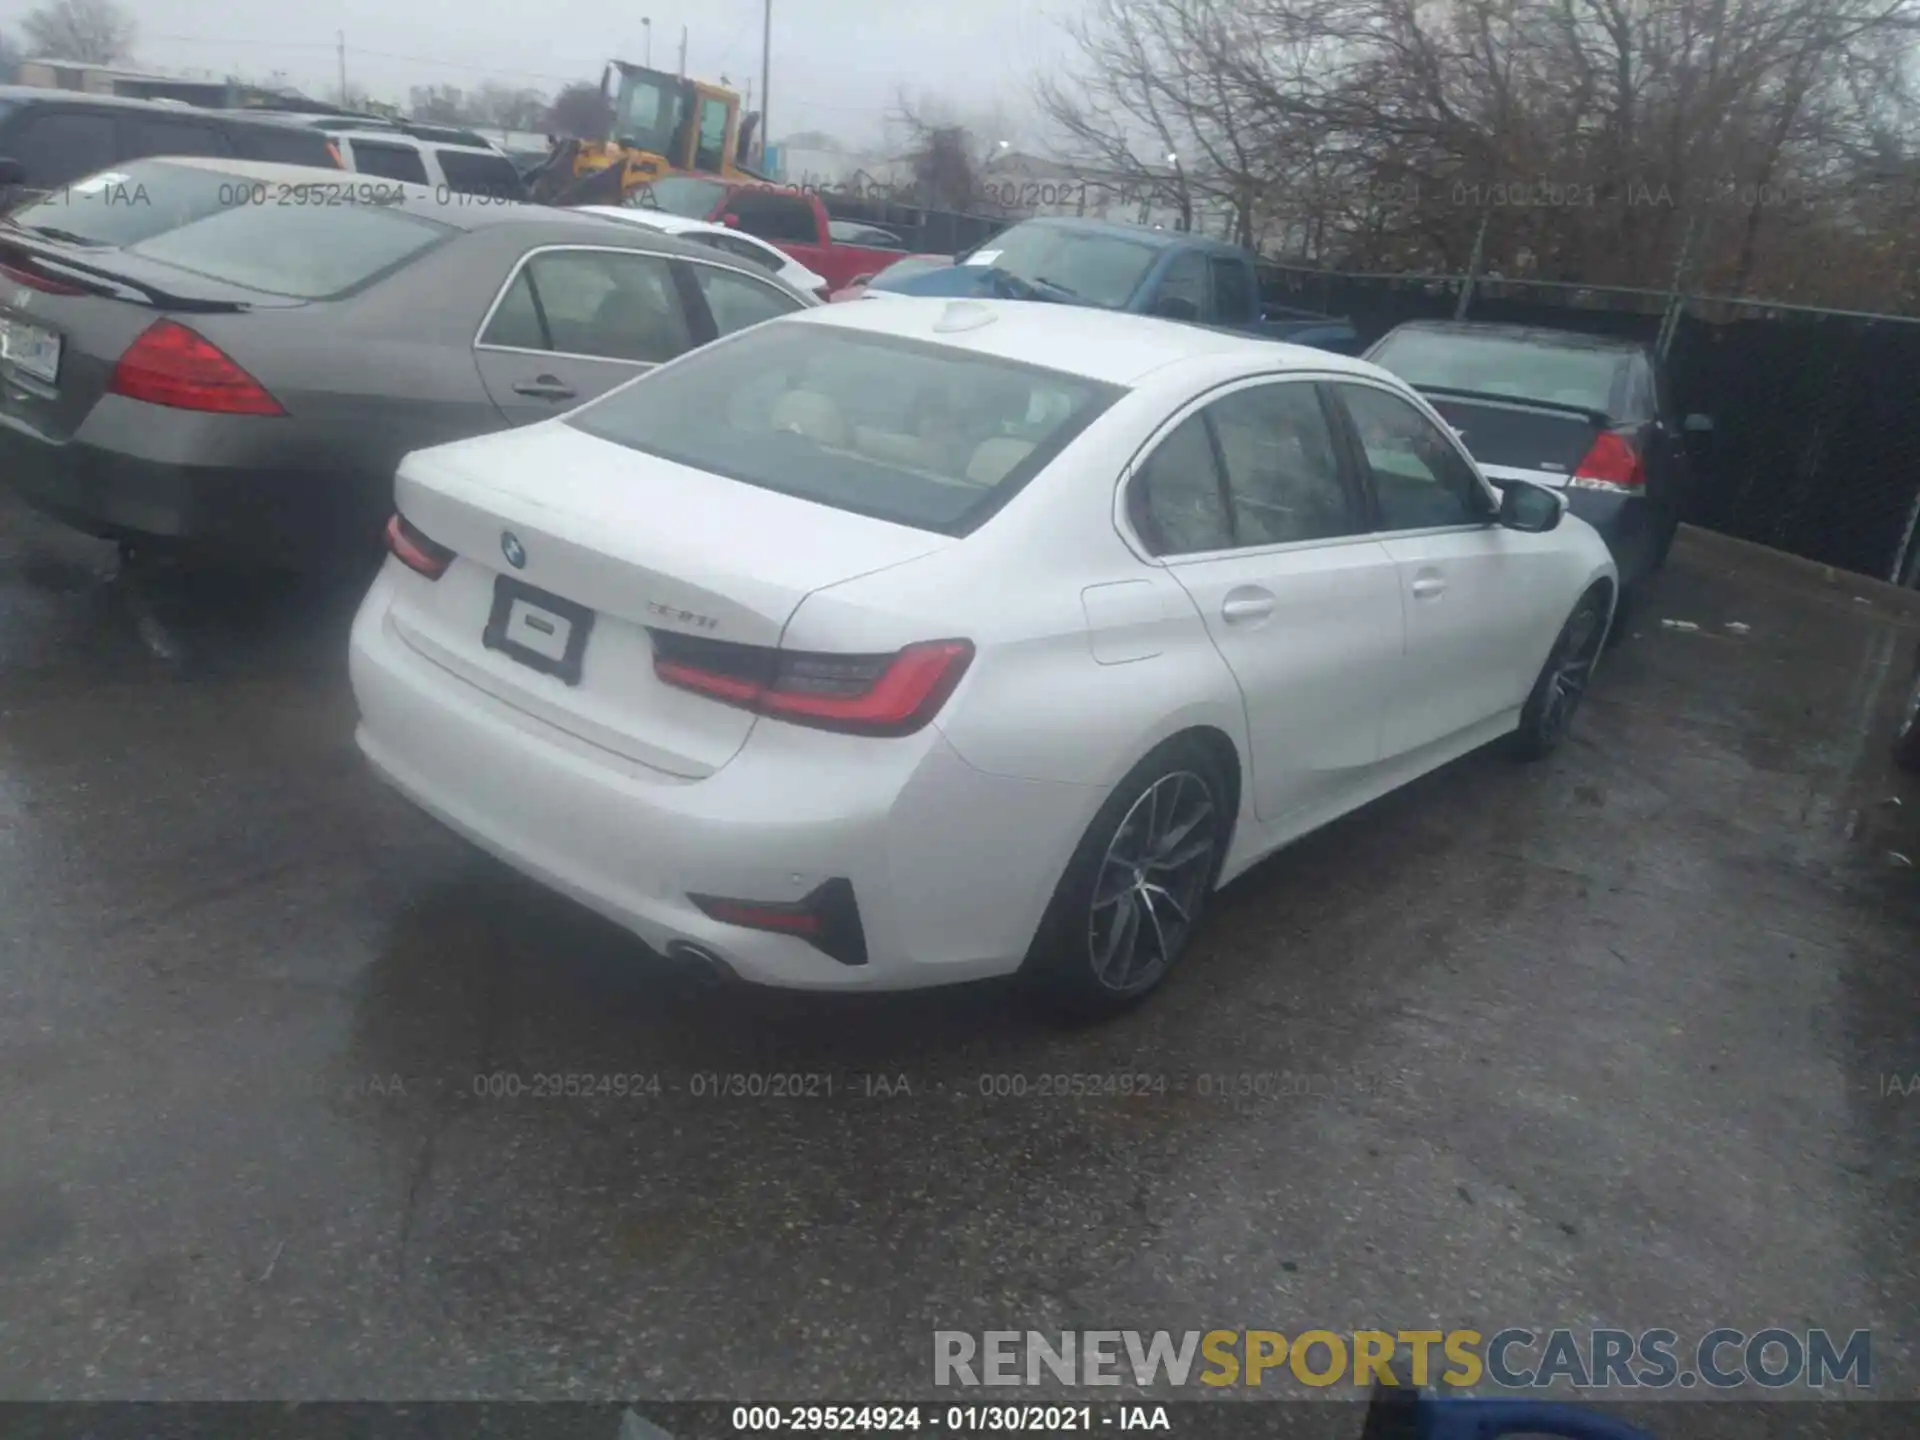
<box><xmin>349</xmin><ymin>140</ymin><xmax>429</xmax><ymax>184</ymax></box>
<box><xmin>1207</xmin><ymin>383</ymin><xmax>1360</xmax><ymax>545</ymax></box>
<box><xmin>693</xmin><ymin>97</ymin><xmax>730</xmax><ymax>174</ymax></box>
<box><xmin>1155</xmin><ymin>250</ymin><xmax>1207</xmax><ymax>320</ymax></box>
<box><xmin>482</xmin><ymin>249</ymin><xmax>692</xmax><ymax>364</ymax></box>
<box><xmin>1132</xmin><ymin>382</ymin><xmax>1361</xmax><ymax>555</ymax></box>
<box><xmin>690</xmin><ymin>264</ymin><xmax>803</xmax><ymax>336</ymax></box>
<box><xmin>1335</xmin><ymin>383</ymin><xmax>1489</xmax><ymax>531</ymax></box>
<box><xmin>725</xmin><ymin>190</ymin><xmax>815</xmax><ymax>243</ymax></box>
<box><xmin>10</xmin><ymin>112</ymin><xmax>116</xmax><ymax>187</ymax></box>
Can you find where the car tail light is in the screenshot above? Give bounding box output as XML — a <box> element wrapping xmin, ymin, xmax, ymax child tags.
<box><xmin>689</xmin><ymin>878</ymin><xmax>868</xmax><ymax>965</ymax></box>
<box><xmin>108</xmin><ymin>320</ymin><xmax>284</xmax><ymax>416</ymax></box>
<box><xmin>650</xmin><ymin>631</ymin><xmax>973</xmax><ymax>736</ymax></box>
<box><xmin>384</xmin><ymin>513</ymin><xmax>455</xmax><ymax>579</ymax></box>
<box><xmin>0</xmin><ymin>260</ymin><xmax>86</xmax><ymax>296</ymax></box>
<box><xmin>1572</xmin><ymin>431</ymin><xmax>1645</xmax><ymax>491</ymax></box>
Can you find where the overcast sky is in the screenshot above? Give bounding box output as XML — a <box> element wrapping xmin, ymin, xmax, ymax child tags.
<box><xmin>0</xmin><ymin>0</ymin><xmax>1083</xmax><ymax>148</ymax></box>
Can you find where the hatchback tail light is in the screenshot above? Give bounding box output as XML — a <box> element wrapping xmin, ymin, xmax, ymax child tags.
<box><xmin>650</xmin><ymin>631</ymin><xmax>973</xmax><ymax>736</ymax></box>
<box><xmin>384</xmin><ymin>513</ymin><xmax>455</xmax><ymax>579</ymax></box>
<box><xmin>1572</xmin><ymin>431</ymin><xmax>1646</xmax><ymax>491</ymax></box>
<box><xmin>108</xmin><ymin>320</ymin><xmax>284</xmax><ymax>416</ymax></box>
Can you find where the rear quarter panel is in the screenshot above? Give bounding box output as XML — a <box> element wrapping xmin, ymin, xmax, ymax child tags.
<box><xmin>782</xmin><ymin>377</ymin><xmax>1253</xmax><ymax>797</ymax></box>
<box><xmin>186</xmin><ymin>224</ymin><xmax>524</xmax><ymax>484</ymax></box>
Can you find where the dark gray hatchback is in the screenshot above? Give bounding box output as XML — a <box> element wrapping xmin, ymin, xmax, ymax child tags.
<box><xmin>0</xmin><ymin>156</ymin><xmax>813</xmax><ymax>568</ymax></box>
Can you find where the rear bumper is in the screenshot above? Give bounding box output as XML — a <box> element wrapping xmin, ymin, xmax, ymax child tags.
<box><xmin>1564</xmin><ymin>485</ymin><xmax>1663</xmax><ymax>587</ymax></box>
<box><xmin>0</xmin><ymin>407</ymin><xmax>382</xmax><ymax>567</ymax></box>
<box><xmin>348</xmin><ymin>564</ymin><xmax>1096</xmax><ymax>991</ymax></box>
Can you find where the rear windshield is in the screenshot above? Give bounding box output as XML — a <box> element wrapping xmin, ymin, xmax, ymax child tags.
<box><xmin>1369</xmin><ymin>330</ymin><xmax>1629</xmax><ymax>414</ymax></box>
<box><xmin>436</xmin><ymin>149</ymin><xmax>526</xmax><ymax>200</ymax></box>
<box><xmin>568</xmin><ymin>322</ymin><xmax>1124</xmax><ymax>535</ymax></box>
<box><xmin>4</xmin><ymin>159</ymin><xmax>453</xmax><ymax>298</ymax></box>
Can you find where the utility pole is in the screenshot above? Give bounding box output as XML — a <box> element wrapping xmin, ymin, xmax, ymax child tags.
<box><xmin>336</xmin><ymin>31</ymin><xmax>347</xmax><ymax>107</ymax></box>
<box><xmin>759</xmin><ymin>0</ymin><xmax>771</xmax><ymax>163</ymax></box>
<box><xmin>641</xmin><ymin>17</ymin><xmax>652</xmax><ymax>66</ymax></box>
<box><xmin>678</xmin><ymin>25</ymin><xmax>688</xmax><ymax>78</ymax></box>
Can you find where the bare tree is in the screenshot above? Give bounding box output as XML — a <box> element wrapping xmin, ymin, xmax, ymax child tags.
<box><xmin>1038</xmin><ymin>0</ymin><xmax>1920</xmax><ymax>306</ymax></box>
<box><xmin>548</xmin><ymin>82</ymin><xmax>612</xmax><ymax>142</ymax></box>
<box><xmin>21</xmin><ymin>0</ymin><xmax>134</xmax><ymax>63</ymax></box>
<box><xmin>890</xmin><ymin>93</ymin><xmax>995</xmax><ymax>210</ymax></box>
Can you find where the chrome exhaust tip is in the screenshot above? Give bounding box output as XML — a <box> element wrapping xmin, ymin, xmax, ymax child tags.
<box><xmin>663</xmin><ymin>940</ymin><xmax>735</xmax><ymax>986</ymax></box>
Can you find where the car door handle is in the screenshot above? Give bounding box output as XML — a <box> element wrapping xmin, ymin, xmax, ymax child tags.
<box><xmin>512</xmin><ymin>375</ymin><xmax>577</xmax><ymax>402</ymax></box>
<box><xmin>1221</xmin><ymin>593</ymin><xmax>1276</xmax><ymax>624</ymax></box>
<box><xmin>1411</xmin><ymin>575</ymin><xmax>1447</xmax><ymax>600</ymax></box>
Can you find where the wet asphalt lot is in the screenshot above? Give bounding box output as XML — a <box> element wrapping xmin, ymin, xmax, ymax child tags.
<box><xmin>1</xmin><ymin>489</ymin><xmax>1917</xmax><ymax>1405</ymax></box>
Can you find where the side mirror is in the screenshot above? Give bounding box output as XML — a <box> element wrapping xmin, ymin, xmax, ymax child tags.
<box><xmin>1153</xmin><ymin>294</ymin><xmax>1199</xmax><ymax>322</ymax></box>
<box><xmin>1498</xmin><ymin>479</ymin><xmax>1566</xmax><ymax>533</ymax></box>
<box><xmin>0</xmin><ymin>157</ymin><xmax>24</xmax><ymax>187</ymax></box>
<box><xmin>1683</xmin><ymin>413</ymin><xmax>1714</xmax><ymax>434</ymax></box>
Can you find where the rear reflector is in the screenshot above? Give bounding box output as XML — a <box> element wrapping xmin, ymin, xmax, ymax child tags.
<box><xmin>1572</xmin><ymin>431</ymin><xmax>1646</xmax><ymax>491</ymax></box>
<box><xmin>651</xmin><ymin>632</ymin><xmax>973</xmax><ymax>736</ymax></box>
<box><xmin>108</xmin><ymin>320</ymin><xmax>284</xmax><ymax>416</ymax></box>
<box><xmin>0</xmin><ymin>260</ymin><xmax>85</xmax><ymax>296</ymax></box>
<box><xmin>384</xmin><ymin>513</ymin><xmax>455</xmax><ymax>579</ymax></box>
<box><xmin>690</xmin><ymin>879</ymin><xmax>869</xmax><ymax>965</ymax></box>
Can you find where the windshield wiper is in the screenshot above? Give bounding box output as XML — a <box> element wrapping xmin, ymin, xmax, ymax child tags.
<box><xmin>1031</xmin><ymin>275</ymin><xmax>1084</xmax><ymax>301</ymax></box>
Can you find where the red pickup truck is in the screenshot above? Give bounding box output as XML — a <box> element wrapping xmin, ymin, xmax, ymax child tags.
<box><xmin>629</xmin><ymin>176</ymin><xmax>912</xmax><ymax>292</ymax></box>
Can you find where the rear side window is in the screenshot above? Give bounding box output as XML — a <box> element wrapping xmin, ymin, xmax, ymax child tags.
<box><xmin>118</xmin><ymin>116</ymin><xmax>231</xmax><ymax>162</ymax></box>
<box><xmin>568</xmin><ymin>324</ymin><xmax>1122</xmax><ymax>535</ymax></box>
<box><xmin>8</xmin><ymin>111</ymin><xmax>117</xmax><ymax>187</ymax></box>
<box><xmin>436</xmin><ymin>149</ymin><xmax>526</xmax><ymax>200</ymax></box>
<box><xmin>349</xmin><ymin>140</ymin><xmax>429</xmax><ymax>184</ymax></box>
<box><xmin>693</xmin><ymin>231</ymin><xmax>782</xmax><ymax>272</ymax></box>
<box><xmin>725</xmin><ymin>191</ymin><xmax>815</xmax><ymax>244</ymax></box>
<box><xmin>690</xmin><ymin>264</ymin><xmax>803</xmax><ymax>335</ymax></box>
<box><xmin>227</xmin><ymin>123</ymin><xmax>335</xmax><ymax>168</ymax></box>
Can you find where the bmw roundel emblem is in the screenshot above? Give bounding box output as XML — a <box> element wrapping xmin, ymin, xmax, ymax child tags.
<box><xmin>501</xmin><ymin>532</ymin><xmax>527</xmax><ymax>569</ymax></box>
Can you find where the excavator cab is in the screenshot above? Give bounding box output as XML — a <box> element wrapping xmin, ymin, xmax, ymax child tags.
<box><xmin>531</xmin><ymin>61</ymin><xmax>763</xmax><ymax>206</ymax></box>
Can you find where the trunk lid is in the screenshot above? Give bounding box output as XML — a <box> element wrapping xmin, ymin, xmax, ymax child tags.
<box><xmin>386</xmin><ymin>422</ymin><xmax>954</xmax><ymax>778</ymax></box>
<box><xmin>1418</xmin><ymin>387</ymin><xmax>1609</xmax><ymax>488</ymax></box>
<box><xmin>0</xmin><ymin>235</ymin><xmax>300</xmax><ymax>443</ymax></box>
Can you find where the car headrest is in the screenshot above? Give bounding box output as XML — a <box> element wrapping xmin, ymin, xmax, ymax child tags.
<box><xmin>966</xmin><ymin>437</ymin><xmax>1036</xmax><ymax>486</ymax></box>
<box><xmin>768</xmin><ymin>389</ymin><xmax>851</xmax><ymax>448</ymax></box>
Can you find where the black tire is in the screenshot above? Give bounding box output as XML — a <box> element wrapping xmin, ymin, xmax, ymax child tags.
<box><xmin>1511</xmin><ymin>587</ymin><xmax>1611</xmax><ymax>761</ymax></box>
<box><xmin>1022</xmin><ymin>738</ymin><xmax>1231</xmax><ymax>1019</ymax></box>
<box><xmin>1896</xmin><ymin>669</ymin><xmax>1920</xmax><ymax>773</ymax></box>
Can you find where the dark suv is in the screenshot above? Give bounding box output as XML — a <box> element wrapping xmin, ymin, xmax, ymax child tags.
<box><xmin>0</xmin><ymin>87</ymin><xmax>339</xmax><ymax>199</ymax></box>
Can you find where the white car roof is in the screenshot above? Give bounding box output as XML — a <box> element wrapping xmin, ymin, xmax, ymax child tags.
<box><xmin>574</xmin><ymin>207</ymin><xmax>717</xmax><ymax>237</ymax></box>
<box><xmin>333</xmin><ymin>129</ymin><xmax>504</xmax><ymax>157</ymax></box>
<box><xmin>786</xmin><ymin>297</ymin><xmax>1384</xmax><ymax>388</ymax></box>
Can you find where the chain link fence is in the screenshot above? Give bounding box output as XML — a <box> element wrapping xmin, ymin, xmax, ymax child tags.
<box><xmin>1260</xmin><ymin>265</ymin><xmax>1920</xmax><ymax>587</ymax></box>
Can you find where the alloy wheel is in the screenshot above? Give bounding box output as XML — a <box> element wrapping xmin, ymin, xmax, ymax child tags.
<box><xmin>1540</xmin><ymin>598</ymin><xmax>1606</xmax><ymax>745</ymax></box>
<box><xmin>1086</xmin><ymin>770</ymin><xmax>1220</xmax><ymax>993</ymax></box>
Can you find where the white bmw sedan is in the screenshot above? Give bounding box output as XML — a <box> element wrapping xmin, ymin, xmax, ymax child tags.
<box><xmin>349</xmin><ymin>299</ymin><xmax>1617</xmax><ymax>1014</ymax></box>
